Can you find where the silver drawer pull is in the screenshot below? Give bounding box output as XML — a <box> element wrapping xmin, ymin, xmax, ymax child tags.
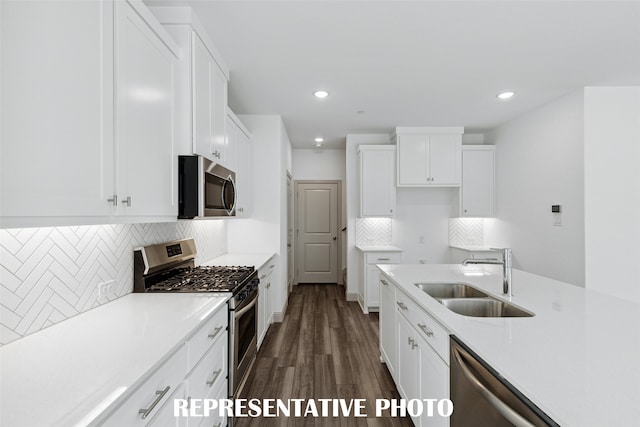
<box><xmin>418</xmin><ymin>323</ymin><xmax>434</xmax><ymax>337</ymax></box>
<box><xmin>380</xmin><ymin>279</ymin><xmax>388</xmax><ymax>286</ymax></box>
<box><xmin>408</xmin><ymin>337</ymin><xmax>414</xmax><ymax>346</ymax></box>
<box><xmin>396</xmin><ymin>302</ymin><xmax>408</xmax><ymax>311</ymax></box>
<box><xmin>269</xmin><ymin>264</ymin><xmax>275</xmax><ymax>269</ymax></box>
<box><xmin>411</xmin><ymin>341</ymin><xmax>418</xmax><ymax>350</ymax></box>
<box><xmin>208</xmin><ymin>326</ymin><xmax>223</xmax><ymax>339</ymax></box>
<box><xmin>138</xmin><ymin>386</ymin><xmax>170</xmax><ymax>419</ymax></box>
<box><xmin>377</xmin><ymin>258</ymin><xmax>391</xmax><ymax>261</ymax></box>
<box><xmin>207</xmin><ymin>369</ymin><xmax>222</xmax><ymax>386</ymax></box>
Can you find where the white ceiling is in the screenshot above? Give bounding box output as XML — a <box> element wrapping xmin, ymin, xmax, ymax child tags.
<box><xmin>146</xmin><ymin>1</ymin><xmax>640</xmax><ymax>148</ymax></box>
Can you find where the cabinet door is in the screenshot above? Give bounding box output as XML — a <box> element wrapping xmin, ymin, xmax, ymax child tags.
<box><xmin>235</xmin><ymin>129</ymin><xmax>252</xmax><ymax>217</ymax></box>
<box><xmin>429</xmin><ymin>134</ymin><xmax>461</xmax><ymax>185</ymax></box>
<box><xmin>397</xmin><ymin>314</ymin><xmax>420</xmax><ymax>401</ymax></box>
<box><xmin>115</xmin><ymin>0</ymin><xmax>177</xmax><ymax>217</ymax></box>
<box><xmin>365</xmin><ymin>265</ymin><xmax>381</xmax><ymax>307</ymax></box>
<box><xmin>0</xmin><ymin>0</ymin><xmax>114</xmax><ymax>222</ymax></box>
<box><xmin>418</xmin><ymin>337</ymin><xmax>450</xmax><ymax>427</ymax></box>
<box><xmin>360</xmin><ymin>148</ymin><xmax>396</xmax><ymax>217</ymax></box>
<box><xmin>192</xmin><ymin>33</ymin><xmax>213</xmax><ymax>160</ymax></box>
<box><xmin>461</xmin><ymin>148</ymin><xmax>495</xmax><ymax>217</ymax></box>
<box><xmin>210</xmin><ymin>64</ymin><xmax>228</xmax><ymax>165</ymax></box>
<box><xmin>398</xmin><ymin>134</ymin><xmax>429</xmax><ymax>185</ymax></box>
<box><xmin>224</xmin><ymin>115</ymin><xmax>239</xmax><ymax>173</ymax></box>
<box><xmin>379</xmin><ymin>277</ymin><xmax>396</xmax><ymax>379</ymax></box>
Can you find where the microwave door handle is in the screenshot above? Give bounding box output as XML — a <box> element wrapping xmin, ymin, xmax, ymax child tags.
<box><xmin>222</xmin><ymin>176</ymin><xmax>236</xmax><ymax>215</ymax></box>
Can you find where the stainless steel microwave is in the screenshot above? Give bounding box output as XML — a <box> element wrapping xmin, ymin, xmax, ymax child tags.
<box><xmin>178</xmin><ymin>155</ymin><xmax>236</xmax><ymax>218</ymax></box>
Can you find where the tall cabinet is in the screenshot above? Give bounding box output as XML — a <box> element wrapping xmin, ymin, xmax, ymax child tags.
<box><xmin>460</xmin><ymin>145</ymin><xmax>495</xmax><ymax>217</ymax></box>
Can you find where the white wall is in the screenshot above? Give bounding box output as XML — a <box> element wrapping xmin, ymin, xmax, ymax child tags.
<box><xmin>393</xmin><ymin>187</ymin><xmax>458</xmax><ymax>264</ymax></box>
<box><xmin>228</xmin><ymin>115</ymin><xmax>292</xmax><ymax>319</ymax></box>
<box><xmin>292</xmin><ymin>148</ymin><xmax>347</xmax><ymax>272</ymax></box>
<box><xmin>584</xmin><ymin>87</ymin><xmax>640</xmax><ymax>302</ymax></box>
<box><xmin>485</xmin><ymin>90</ymin><xmax>586</xmax><ymax>286</ymax></box>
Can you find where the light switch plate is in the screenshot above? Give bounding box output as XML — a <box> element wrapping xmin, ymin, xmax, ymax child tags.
<box><xmin>98</xmin><ymin>280</ymin><xmax>116</xmax><ymax>301</ymax></box>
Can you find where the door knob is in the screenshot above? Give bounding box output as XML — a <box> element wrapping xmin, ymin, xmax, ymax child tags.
<box><xmin>332</xmin><ymin>236</ymin><xmax>337</xmax><ymax>241</ymax></box>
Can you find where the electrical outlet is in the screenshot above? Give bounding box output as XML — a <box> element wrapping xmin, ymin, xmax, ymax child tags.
<box><xmin>98</xmin><ymin>280</ymin><xmax>116</xmax><ymax>300</ymax></box>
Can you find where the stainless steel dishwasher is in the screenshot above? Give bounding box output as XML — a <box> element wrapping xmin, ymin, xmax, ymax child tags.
<box><xmin>450</xmin><ymin>336</ymin><xmax>559</xmax><ymax>427</ymax></box>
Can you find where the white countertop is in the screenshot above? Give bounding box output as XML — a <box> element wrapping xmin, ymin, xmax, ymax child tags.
<box><xmin>202</xmin><ymin>252</ymin><xmax>275</xmax><ymax>270</ymax></box>
<box><xmin>378</xmin><ymin>264</ymin><xmax>640</xmax><ymax>426</ymax></box>
<box><xmin>356</xmin><ymin>245</ymin><xmax>403</xmax><ymax>252</ymax></box>
<box><xmin>0</xmin><ymin>293</ymin><xmax>229</xmax><ymax>427</ymax></box>
<box><xmin>449</xmin><ymin>245</ymin><xmax>499</xmax><ymax>252</ymax></box>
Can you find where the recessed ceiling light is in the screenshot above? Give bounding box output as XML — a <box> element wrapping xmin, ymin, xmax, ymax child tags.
<box><xmin>314</xmin><ymin>90</ymin><xmax>329</xmax><ymax>99</ymax></box>
<box><xmin>314</xmin><ymin>137</ymin><xmax>324</xmax><ymax>143</ymax></box>
<box><xmin>497</xmin><ymin>91</ymin><xmax>515</xmax><ymax>100</ymax></box>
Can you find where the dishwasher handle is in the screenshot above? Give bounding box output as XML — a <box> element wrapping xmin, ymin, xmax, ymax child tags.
<box><xmin>453</xmin><ymin>346</ymin><xmax>535</xmax><ymax>427</ymax></box>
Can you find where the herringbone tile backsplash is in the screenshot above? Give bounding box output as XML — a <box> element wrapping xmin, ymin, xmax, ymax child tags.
<box><xmin>0</xmin><ymin>221</ymin><xmax>227</xmax><ymax>346</ymax></box>
<box><xmin>448</xmin><ymin>218</ymin><xmax>484</xmax><ymax>247</ymax></box>
<box><xmin>355</xmin><ymin>218</ymin><xmax>392</xmax><ymax>246</ymax></box>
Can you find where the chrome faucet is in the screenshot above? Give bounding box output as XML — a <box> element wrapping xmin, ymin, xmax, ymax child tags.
<box><xmin>462</xmin><ymin>248</ymin><xmax>513</xmax><ymax>297</ymax></box>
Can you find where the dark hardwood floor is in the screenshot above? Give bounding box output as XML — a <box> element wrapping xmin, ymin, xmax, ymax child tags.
<box><xmin>236</xmin><ymin>284</ymin><xmax>413</xmax><ymax>426</ymax></box>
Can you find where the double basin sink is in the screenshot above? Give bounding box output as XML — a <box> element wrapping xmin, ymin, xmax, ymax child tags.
<box><xmin>415</xmin><ymin>283</ymin><xmax>534</xmax><ymax>318</ymax></box>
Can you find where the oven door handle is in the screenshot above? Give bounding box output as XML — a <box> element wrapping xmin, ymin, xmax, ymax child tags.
<box><xmin>235</xmin><ymin>295</ymin><xmax>257</xmax><ymax>318</ymax></box>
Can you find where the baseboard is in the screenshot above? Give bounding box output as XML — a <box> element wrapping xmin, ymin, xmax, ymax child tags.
<box><xmin>345</xmin><ymin>292</ymin><xmax>358</xmax><ymax>302</ymax></box>
<box><xmin>273</xmin><ymin>297</ymin><xmax>289</xmax><ymax>323</ymax></box>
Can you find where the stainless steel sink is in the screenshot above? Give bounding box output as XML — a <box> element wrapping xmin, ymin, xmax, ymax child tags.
<box><xmin>415</xmin><ymin>282</ymin><xmax>489</xmax><ymax>299</ymax></box>
<box><xmin>439</xmin><ymin>298</ymin><xmax>534</xmax><ymax>318</ymax></box>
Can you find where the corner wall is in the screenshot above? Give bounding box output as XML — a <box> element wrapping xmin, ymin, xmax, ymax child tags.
<box><xmin>484</xmin><ymin>90</ymin><xmax>585</xmax><ymax>286</ymax></box>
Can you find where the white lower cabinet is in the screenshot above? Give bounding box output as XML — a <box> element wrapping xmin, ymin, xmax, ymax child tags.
<box><xmin>258</xmin><ymin>258</ymin><xmax>276</xmax><ymax>348</ymax></box>
<box><xmin>358</xmin><ymin>251</ymin><xmax>402</xmax><ymax>313</ymax></box>
<box><xmin>100</xmin><ymin>305</ymin><xmax>228</xmax><ymax>427</ymax></box>
<box><xmin>385</xmin><ymin>284</ymin><xmax>450</xmax><ymax>427</ymax></box>
<box><xmin>379</xmin><ymin>276</ymin><xmax>397</xmax><ymax>379</ymax></box>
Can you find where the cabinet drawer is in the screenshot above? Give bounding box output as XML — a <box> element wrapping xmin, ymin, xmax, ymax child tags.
<box><xmin>258</xmin><ymin>257</ymin><xmax>276</xmax><ymax>281</ymax></box>
<box><xmin>101</xmin><ymin>345</ymin><xmax>187</xmax><ymax>426</ymax></box>
<box><xmin>396</xmin><ymin>290</ymin><xmax>450</xmax><ymax>364</ymax></box>
<box><xmin>186</xmin><ymin>337</ymin><xmax>228</xmax><ymax>404</ymax></box>
<box><xmin>365</xmin><ymin>252</ymin><xmax>401</xmax><ymax>264</ymax></box>
<box><xmin>187</xmin><ymin>306</ymin><xmax>228</xmax><ymax>372</ymax></box>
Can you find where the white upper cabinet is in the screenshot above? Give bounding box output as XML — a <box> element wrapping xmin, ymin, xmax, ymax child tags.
<box><xmin>394</xmin><ymin>127</ymin><xmax>463</xmax><ymax>187</ymax></box>
<box><xmin>115</xmin><ymin>0</ymin><xmax>178</xmax><ymax>217</ymax></box>
<box><xmin>151</xmin><ymin>9</ymin><xmax>231</xmax><ymax>167</ymax></box>
<box><xmin>460</xmin><ymin>146</ymin><xmax>495</xmax><ymax>217</ymax></box>
<box><xmin>0</xmin><ymin>0</ymin><xmax>115</xmax><ymax>224</ymax></box>
<box><xmin>359</xmin><ymin>145</ymin><xmax>396</xmax><ymax>217</ymax></box>
<box><xmin>192</xmin><ymin>33</ymin><xmax>228</xmax><ymax>164</ymax></box>
<box><xmin>227</xmin><ymin>110</ymin><xmax>252</xmax><ymax>218</ymax></box>
<box><xmin>0</xmin><ymin>0</ymin><xmax>179</xmax><ymax>227</ymax></box>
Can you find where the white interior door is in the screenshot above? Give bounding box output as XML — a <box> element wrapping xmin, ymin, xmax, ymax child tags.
<box><xmin>296</xmin><ymin>182</ymin><xmax>339</xmax><ymax>283</ymax></box>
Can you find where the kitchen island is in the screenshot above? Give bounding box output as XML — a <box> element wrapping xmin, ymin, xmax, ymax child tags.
<box><xmin>378</xmin><ymin>264</ymin><xmax>640</xmax><ymax>426</ymax></box>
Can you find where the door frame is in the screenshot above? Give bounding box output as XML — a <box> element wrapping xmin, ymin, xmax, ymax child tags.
<box><xmin>294</xmin><ymin>180</ymin><xmax>342</xmax><ymax>285</ymax></box>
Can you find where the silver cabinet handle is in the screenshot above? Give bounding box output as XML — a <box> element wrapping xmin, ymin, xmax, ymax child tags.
<box><xmin>138</xmin><ymin>386</ymin><xmax>170</xmax><ymax>419</ymax></box>
<box><xmin>122</xmin><ymin>196</ymin><xmax>132</xmax><ymax>207</ymax></box>
<box><xmin>418</xmin><ymin>323</ymin><xmax>434</xmax><ymax>337</ymax></box>
<box><xmin>396</xmin><ymin>302</ymin><xmax>408</xmax><ymax>311</ymax></box>
<box><xmin>380</xmin><ymin>279</ymin><xmax>388</xmax><ymax>286</ymax></box>
<box><xmin>208</xmin><ymin>326</ymin><xmax>223</xmax><ymax>339</ymax></box>
<box><xmin>269</xmin><ymin>264</ymin><xmax>275</xmax><ymax>269</ymax></box>
<box><xmin>107</xmin><ymin>195</ymin><xmax>117</xmax><ymax>206</ymax></box>
<box><xmin>411</xmin><ymin>341</ymin><xmax>418</xmax><ymax>350</ymax></box>
<box><xmin>207</xmin><ymin>369</ymin><xmax>222</xmax><ymax>386</ymax></box>
<box><xmin>408</xmin><ymin>337</ymin><xmax>414</xmax><ymax>346</ymax></box>
<box><xmin>377</xmin><ymin>258</ymin><xmax>390</xmax><ymax>261</ymax></box>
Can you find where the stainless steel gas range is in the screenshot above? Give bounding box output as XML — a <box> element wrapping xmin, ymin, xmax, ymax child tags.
<box><xmin>133</xmin><ymin>238</ymin><xmax>258</xmax><ymax>399</ymax></box>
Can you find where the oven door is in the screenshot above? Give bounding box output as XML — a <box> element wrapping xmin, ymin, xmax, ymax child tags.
<box><xmin>204</xmin><ymin>160</ymin><xmax>236</xmax><ymax>216</ymax></box>
<box><xmin>231</xmin><ymin>289</ymin><xmax>257</xmax><ymax>395</ymax></box>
